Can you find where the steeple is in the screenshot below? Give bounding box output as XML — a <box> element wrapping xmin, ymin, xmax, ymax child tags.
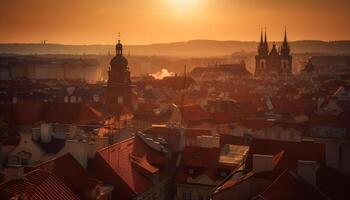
<box><xmin>262</xmin><ymin>28</ymin><xmax>269</xmax><ymax>55</ymax></box>
<box><xmin>284</xmin><ymin>28</ymin><xmax>287</xmax><ymax>43</ymax></box>
<box><xmin>280</xmin><ymin>28</ymin><xmax>290</xmax><ymax>56</ymax></box>
<box><xmin>260</xmin><ymin>29</ymin><xmax>263</xmax><ymax>44</ymax></box>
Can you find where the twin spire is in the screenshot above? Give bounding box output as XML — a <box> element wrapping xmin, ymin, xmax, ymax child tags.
<box><xmin>259</xmin><ymin>27</ymin><xmax>288</xmax><ymax>44</ymax></box>
<box><xmin>258</xmin><ymin>27</ymin><xmax>290</xmax><ymax>56</ymax></box>
<box><xmin>260</xmin><ymin>28</ymin><xmax>268</xmax><ymax>45</ymax></box>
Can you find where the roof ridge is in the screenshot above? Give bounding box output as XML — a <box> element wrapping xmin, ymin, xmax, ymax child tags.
<box><xmin>98</xmin><ymin>136</ymin><xmax>135</xmax><ymax>152</ymax></box>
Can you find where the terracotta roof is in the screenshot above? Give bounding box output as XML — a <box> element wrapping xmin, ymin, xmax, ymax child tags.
<box><xmin>256</xmin><ymin>169</ymin><xmax>328</xmax><ymax>200</ymax></box>
<box><xmin>185</xmin><ymin>128</ymin><xmax>212</xmax><ymax>138</ymax></box>
<box><xmin>176</xmin><ymin>146</ymin><xmax>243</xmax><ymax>184</ymax></box>
<box><xmin>245</xmin><ymin>138</ymin><xmax>325</xmax><ymax>172</ymax></box>
<box><xmin>92</xmin><ymin>135</ymin><xmax>169</xmax><ymax>198</ymax></box>
<box><xmin>0</xmin><ymin>169</ymin><xmax>80</xmax><ymax>200</ymax></box>
<box><xmin>13</xmin><ymin>100</ymin><xmax>43</xmax><ymax>124</ymax></box>
<box><xmin>41</xmin><ymin>102</ymin><xmax>103</xmax><ymax>124</ymax></box>
<box><xmin>317</xmin><ymin>165</ymin><xmax>350</xmax><ymax>200</ymax></box>
<box><xmin>180</xmin><ymin>104</ymin><xmax>211</xmax><ymax>123</ymax></box>
<box><xmin>214</xmin><ymin>172</ymin><xmax>254</xmax><ymax>193</ymax></box>
<box><xmin>31</xmin><ymin>153</ymin><xmax>99</xmax><ymax>192</ymax></box>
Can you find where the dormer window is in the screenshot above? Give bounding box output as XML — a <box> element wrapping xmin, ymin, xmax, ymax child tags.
<box><xmin>220</xmin><ymin>171</ymin><xmax>228</xmax><ymax>178</ymax></box>
<box><xmin>117</xmin><ymin>96</ymin><xmax>123</xmax><ymax>104</ymax></box>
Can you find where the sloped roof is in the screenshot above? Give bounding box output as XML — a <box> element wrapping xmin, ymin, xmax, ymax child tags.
<box><xmin>41</xmin><ymin>102</ymin><xmax>103</xmax><ymax>124</ymax></box>
<box><xmin>180</xmin><ymin>104</ymin><xmax>211</xmax><ymax>123</ymax></box>
<box><xmin>256</xmin><ymin>169</ymin><xmax>328</xmax><ymax>200</ymax></box>
<box><xmin>0</xmin><ymin>169</ymin><xmax>80</xmax><ymax>200</ymax></box>
<box><xmin>246</xmin><ymin>138</ymin><xmax>325</xmax><ymax>172</ymax></box>
<box><xmin>32</xmin><ymin>153</ymin><xmax>99</xmax><ymax>191</ymax></box>
<box><xmin>95</xmin><ymin>135</ymin><xmax>168</xmax><ymax>195</ymax></box>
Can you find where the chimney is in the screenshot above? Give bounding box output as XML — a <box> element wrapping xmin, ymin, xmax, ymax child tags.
<box><xmin>252</xmin><ymin>154</ymin><xmax>275</xmax><ymax>173</ymax></box>
<box><xmin>40</xmin><ymin>123</ymin><xmax>52</xmax><ymax>143</ymax></box>
<box><xmin>297</xmin><ymin>160</ymin><xmax>318</xmax><ymax>187</ymax></box>
<box><xmin>4</xmin><ymin>165</ymin><xmax>24</xmax><ymax>182</ymax></box>
<box><xmin>12</xmin><ymin>97</ymin><xmax>17</xmax><ymax>105</ymax></box>
<box><xmin>197</xmin><ymin>135</ymin><xmax>219</xmax><ymax>148</ymax></box>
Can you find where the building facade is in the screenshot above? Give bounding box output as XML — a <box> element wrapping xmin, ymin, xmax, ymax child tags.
<box><xmin>255</xmin><ymin>31</ymin><xmax>292</xmax><ymax>76</ymax></box>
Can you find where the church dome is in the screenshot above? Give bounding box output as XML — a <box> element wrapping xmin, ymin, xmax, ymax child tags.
<box><xmin>110</xmin><ymin>55</ymin><xmax>128</xmax><ymax>70</ymax></box>
<box><xmin>110</xmin><ymin>40</ymin><xmax>128</xmax><ymax>70</ymax></box>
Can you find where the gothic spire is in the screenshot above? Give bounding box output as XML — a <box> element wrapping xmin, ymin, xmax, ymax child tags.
<box><xmin>284</xmin><ymin>28</ymin><xmax>287</xmax><ymax>42</ymax></box>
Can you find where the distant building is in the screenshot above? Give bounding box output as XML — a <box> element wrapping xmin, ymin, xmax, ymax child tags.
<box><xmin>191</xmin><ymin>62</ymin><xmax>251</xmax><ymax>81</ymax></box>
<box><xmin>0</xmin><ymin>56</ymin><xmax>101</xmax><ymax>83</ymax></box>
<box><xmin>255</xmin><ymin>31</ymin><xmax>292</xmax><ymax>76</ymax></box>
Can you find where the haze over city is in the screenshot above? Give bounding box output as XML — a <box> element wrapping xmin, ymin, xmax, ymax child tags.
<box><xmin>1</xmin><ymin>0</ymin><xmax>350</xmax><ymax>44</ymax></box>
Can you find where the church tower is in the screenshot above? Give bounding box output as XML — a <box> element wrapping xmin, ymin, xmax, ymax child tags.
<box><xmin>255</xmin><ymin>31</ymin><xmax>269</xmax><ymax>76</ymax></box>
<box><xmin>254</xmin><ymin>29</ymin><xmax>293</xmax><ymax>76</ymax></box>
<box><xmin>280</xmin><ymin>30</ymin><xmax>292</xmax><ymax>75</ymax></box>
<box><xmin>106</xmin><ymin>39</ymin><xmax>132</xmax><ymax>110</ymax></box>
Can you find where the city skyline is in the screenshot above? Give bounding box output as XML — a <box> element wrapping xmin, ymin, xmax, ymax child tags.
<box><xmin>1</xmin><ymin>0</ymin><xmax>350</xmax><ymax>45</ymax></box>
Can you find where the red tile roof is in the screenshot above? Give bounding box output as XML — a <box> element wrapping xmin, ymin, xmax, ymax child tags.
<box><xmin>30</xmin><ymin>153</ymin><xmax>99</xmax><ymax>192</ymax></box>
<box><xmin>246</xmin><ymin>139</ymin><xmax>325</xmax><ymax>172</ymax></box>
<box><xmin>256</xmin><ymin>169</ymin><xmax>328</xmax><ymax>200</ymax></box>
<box><xmin>41</xmin><ymin>102</ymin><xmax>103</xmax><ymax>124</ymax></box>
<box><xmin>0</xmin><ymin>169</ymin><xmax>80</xmax><ymax>200</ymax></box>
<box><xmin>92</xmin><ymin>135</ymin><xmax>169</xmax><ymax>199</ymax></box>
<box><xmin>180</xmin><ymin>104</ymin><xmax>211</xmax><ymax>123</ymax></box>
<box><xmin>214</xmin><ymin>172</ymin><xmax>254</xmax><ymax>193</ymax></box>
<box><xmin>1</xmin><ymin>101</ymin><xmax>104</xmax><ymax>125</ymax></box>
<box><xmin>176</xmin><ymin>146</ymin><xmax>239</xmax><ymax>184</ymax></box>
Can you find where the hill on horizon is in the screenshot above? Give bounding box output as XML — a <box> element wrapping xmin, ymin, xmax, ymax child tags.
<box><xmin>1</xmin><ymin>40</ymin><xmax>350</xmax><ymax>57</ymax></box>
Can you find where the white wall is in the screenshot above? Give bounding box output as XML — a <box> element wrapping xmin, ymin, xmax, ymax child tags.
<box><xmin>9</xmin><ymin>132</ymin><xmax>45</xmax><ymax>164</ymax></box>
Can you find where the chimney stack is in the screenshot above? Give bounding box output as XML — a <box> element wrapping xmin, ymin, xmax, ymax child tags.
<box><xmin>4</xmin><ymin>165</ymin><xmax>24</xmax><ymax>182</ymax></box>
<box><xmin>297</xmin><ymin>160</ymin><xmax>318</xmax><ymax>187</ymax></box>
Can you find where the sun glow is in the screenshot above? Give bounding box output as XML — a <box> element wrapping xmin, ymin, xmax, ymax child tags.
<box><xmin>166</xmin><ymin>0</ymin><xmax>203</xmax><ymax>18</ymax></box>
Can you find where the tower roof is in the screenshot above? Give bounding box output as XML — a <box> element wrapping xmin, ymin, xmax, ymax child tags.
<box><xmin>280</xmin><ymin>29</ymin><xmax>291</xmax><ymax>56</ymax></box>
<box><xmin>111</xmin><ymin>39</ymin><xmax>128</xmax><ymax>70</ymax></box>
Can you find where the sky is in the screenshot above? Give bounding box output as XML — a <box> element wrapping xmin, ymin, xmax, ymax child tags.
<box><xmin>0</xmin><ymin>0</ymin><xmax>350</xmax><ymax>44</ymax></box>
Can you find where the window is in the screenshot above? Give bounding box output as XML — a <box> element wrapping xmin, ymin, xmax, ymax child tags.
<box><xmin>220</xmin><ymin>171</ymin><xmax>228</xmax><ymax>178</ymax></box>
<box><xmin>198</xmin><ymin>195</ymin><xmax>211</xmax><ymax>200</ymax></box>
<box><xmin>183</xmin><ymin>192</ymin><xmax>192</xmax><ymax>200</ymax></box>
<box><xmin>260</xmin><ymin>61</ymin><xmax>265</xmax><ymax>68</ymax></box>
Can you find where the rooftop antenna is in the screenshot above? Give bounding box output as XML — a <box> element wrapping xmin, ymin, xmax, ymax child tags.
<box><xmin>179</xmin><ymin>65</ymin><xmax>187</xmax><ymax>128</ymax></box>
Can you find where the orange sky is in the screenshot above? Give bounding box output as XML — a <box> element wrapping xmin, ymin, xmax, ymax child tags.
<box><xmin>0</xmin><ymin>0</ymin><xmax>349</xmax><ymax>44</ymax></box>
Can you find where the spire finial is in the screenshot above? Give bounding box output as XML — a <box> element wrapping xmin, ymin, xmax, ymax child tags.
<box><xmin>118</xmin><ymin>32</ymin><xmax>121</xmax><ymax>43</ymax></box>
<box><xmin>260</xmin><ymin>27</ymin><xmax>263</xmax><ymax>43</ymax></box>
<box><xmin>284</xmin><ymin>26</ymin><xmax>287</xmax><ymax>42</ymax></box>
<box><xmin>264</xmin><ymin>26</ymin><xmax>267</xmax><ymax>43</ymax></box>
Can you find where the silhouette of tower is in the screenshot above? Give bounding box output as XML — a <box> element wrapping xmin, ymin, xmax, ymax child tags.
<box><xmin>106</xmin><ymin>38</ymin><xmax>132</xmax><ymax>110</ymax></box>
<box><xmin>255</xmin><ymin>30</ymin><xmax>269</xmax><ymax>75</ymax></box>
<box><xmin>255</xmin><ymin>28</ymin><xmax>293</xmax><ymax>76</ymax></box>
<box><xmin>280</xmin><ymin>29</ymin><xmax>293</xmax><ymax>74</ymax></box>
